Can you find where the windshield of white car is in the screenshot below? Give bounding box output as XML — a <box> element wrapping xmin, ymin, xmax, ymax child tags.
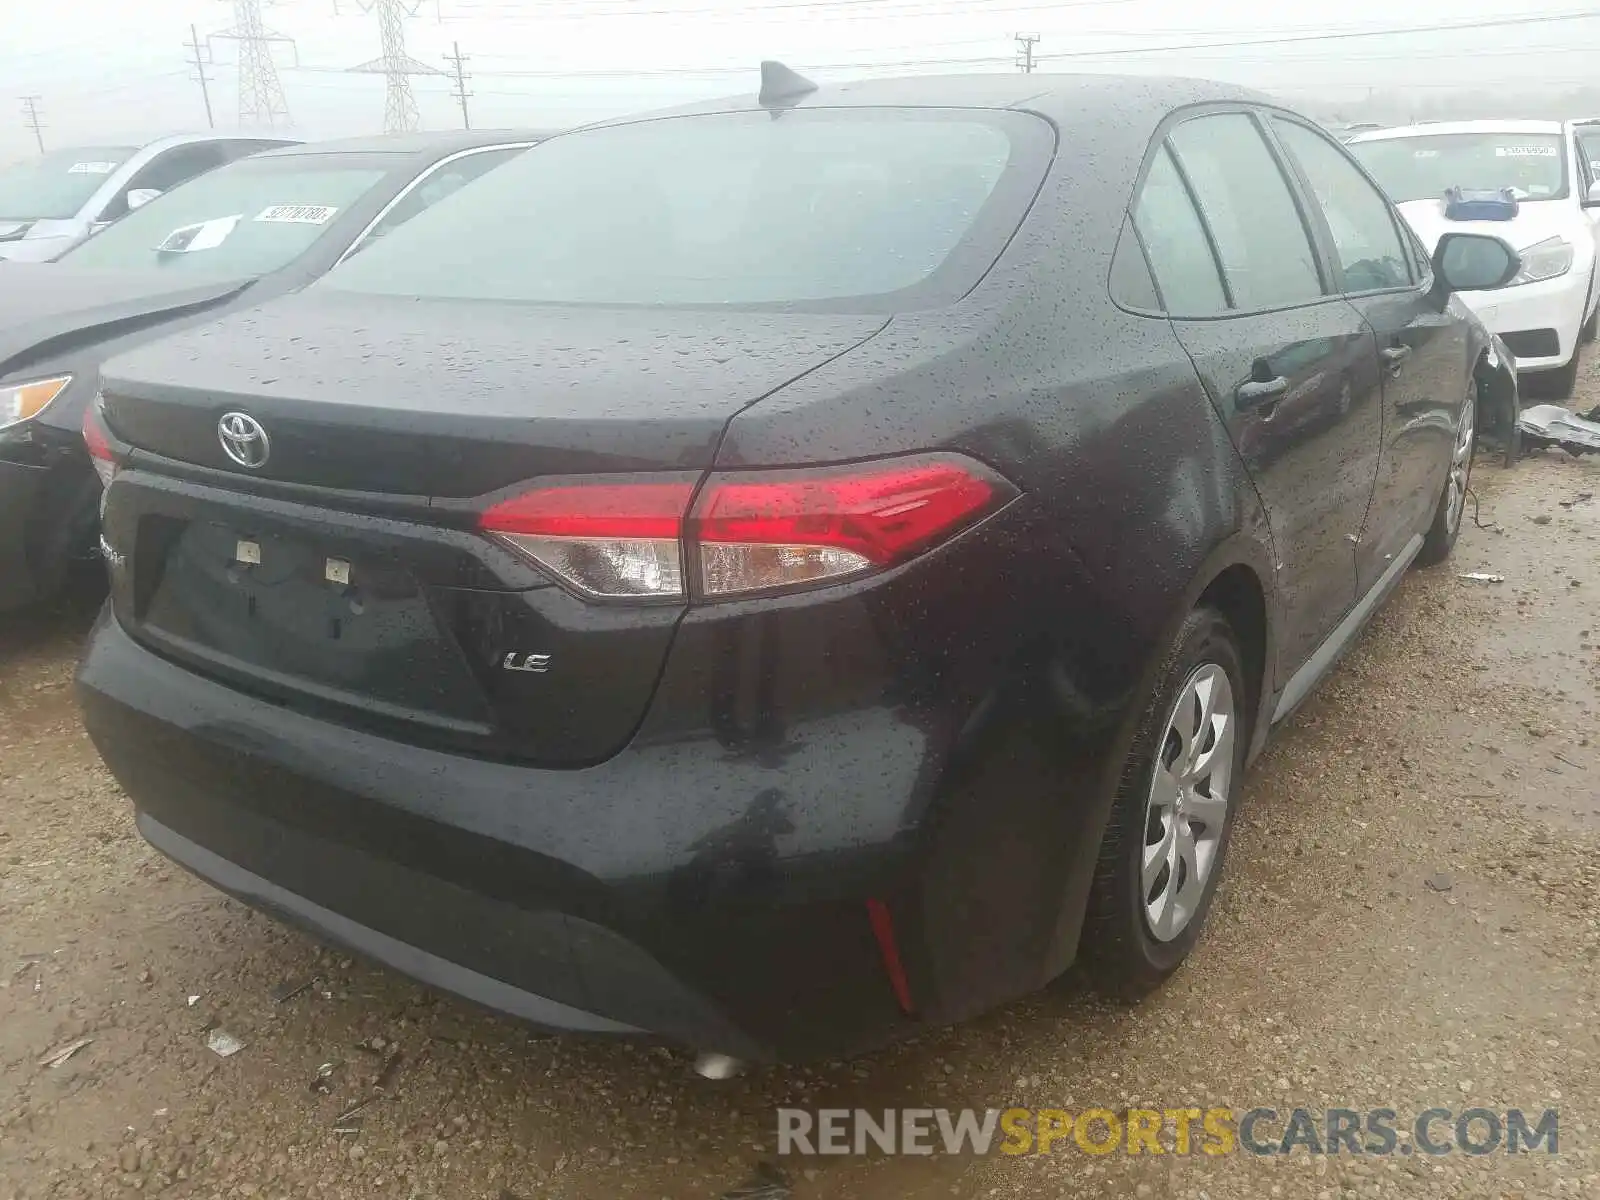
<box><xmin>0</xmin><ymin>147</ymin><xmax>136</xmax><ymax>221</ymax></box>
<box><xmin>61</xmin><ymin>155</ymin><xmax>389</xmax><ymax>278</ymax></box>
<box><xmin>317</xmin><ymin>109</ymin><xmax>1049</xmax><ymax>311</ymax></box>
<box><xmin>1351</xmin><ymin>133</ymin><xmax>1569</xmax><ymax>203</ymax></box>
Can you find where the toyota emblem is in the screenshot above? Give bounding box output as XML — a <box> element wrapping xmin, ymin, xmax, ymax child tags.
<box><xmin>218</xmin><ymin>412</ymin><xmax>270</xmax><ymax>469</ymax></box>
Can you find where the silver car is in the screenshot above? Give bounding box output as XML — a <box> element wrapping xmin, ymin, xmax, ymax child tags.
<box><xmin>0</xmin><ymin>134</ymin><xmax>299</xmax><ymax>262</ymax></box>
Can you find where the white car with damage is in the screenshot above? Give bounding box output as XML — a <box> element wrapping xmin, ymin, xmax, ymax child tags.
<box><xmin>1351</xmin><ymin>119</ymin><xmax>1600</xmax><ymax>396</ymax></box>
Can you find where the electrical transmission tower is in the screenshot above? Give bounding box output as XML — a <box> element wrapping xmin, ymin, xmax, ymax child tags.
<box><xmin>348</xmin><ymin>0</ymin><xmax>443</xmax><ymax>134</ymax></box>
<box><xmin>1014</xmin><ymin>33</ymin><xmax>1041</xmax><ymax>74</ymax></box>
<box><xmin>20</xmin><ymin>96</ymin><xmax>45</xmax><ymax>152</ymax></box>
<box><xmin>210</xmin><ymin>0</ymin><xmax>295</xmax><ymax>129</ymax></box>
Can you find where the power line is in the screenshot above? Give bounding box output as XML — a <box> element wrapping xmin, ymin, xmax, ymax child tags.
<box><xmin>444</xmin><ymin>40</ymin><xmax>472</xmax><ymax>129</ymax></box>
<box><xmin>1165</xmin><ymin>39</ymin><xmax>1600</xmax><ymax>67</ymax></box>
<box><xmin>1037</xmin><ymin>9</ymin><xmax>1600</xmax><ymax>61</ymax></box>
<box><xmin>348</xmin><ymin>0</ymin><xmax>445</xmax><ymax>133</ymax></box>
<box><xmin>1014</xmin><ymin>33</ymin><xmax>1040</xmax><ymax>74</ymax></box>
<box><xmin>469</xmin><ymin>33</ymin><xmax>1009</xmax><ymax>61</ymax></box>
<box><xmin>19</xmin><ymin>95</ymin><xmax>45</xmax><ymax>153</ymax></box>
<box><xmin>60</xmin><ymin>72</ymin><xmax>191</xmax><ymax>100</ymax></box>
<box><xmin>186</xmin><ymin>23</ymin><xmax>217</xmax><ymax>130</ymax></box>
<box><xmin>210</xmin><ymin>0</ymin><xmax>296</xmax><ymax>129</ymax></box>
<box><xmin>443</xmin><ymin>0</ymin><xmax>1141</xmax><ymax>21</ymax></box>
<box><xmin>293</xmin><ymin>11</ymin><xmax>1600</xmax><ymax>85</ymax></box>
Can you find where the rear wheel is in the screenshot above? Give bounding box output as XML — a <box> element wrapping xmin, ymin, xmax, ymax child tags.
<box><xmin>1417</xmin><ymin>382</ymin><xmax>1477</xmax><ymax>567</ymax></box>
<box><xmin>1082</xmin><ymin>607</ymin><xmax>1248</xmax><ymax>998</ymax></box>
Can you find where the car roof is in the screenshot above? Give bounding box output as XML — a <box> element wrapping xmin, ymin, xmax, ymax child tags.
<box><xmin>130</xmin><ymin>132</ymin><xmax>303</xmax><ymax>152</ymax></box>
<box><xmin>1352</xmin><ymin>119</ymin><xmax>1565</xmax><ymax>142</ymax></box>
<box><xmin>610</xmin><ymin>70</ymin><xmax>1265</xmax><ymax>129</ymax></box>
<box><xmin>256</xmin><ymin>129</ymin><xmax>560</xmax><ymax>160</ymax></box>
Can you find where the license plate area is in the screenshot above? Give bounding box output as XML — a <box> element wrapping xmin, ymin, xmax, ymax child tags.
<box><xmin>139</xmin><ymin>520</ymin><xmax>495</xmax><ymax>731</ymax></box>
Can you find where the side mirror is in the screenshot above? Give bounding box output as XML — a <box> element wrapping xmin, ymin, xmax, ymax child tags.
<box><xmin>126</xmin><ymin>188</ymin><xmax>162</xmax><ymax>211</ymax></box>
<box><xmin>1586</xmin><ymin>180</ymin><xmax>1600</xmax><ymax>208</ymax></box>
<box><xmin>1433</xmin><ymin>232</ymin><xmax>1521</xmax><ymax>293</ymax></box>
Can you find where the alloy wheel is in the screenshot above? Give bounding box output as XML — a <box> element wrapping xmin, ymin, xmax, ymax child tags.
<box><xmin>1445</xmin><ymin>388</ymin><xmax>1476</xmax><ymax>537</ymax></box>
<box><xmin>1141</xmin><ymin>663</ymin><xmax>1235</xmax><ymax>942</ymax></box>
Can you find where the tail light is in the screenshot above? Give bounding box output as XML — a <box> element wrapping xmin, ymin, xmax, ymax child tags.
<box><xmin>480</xmin><ymin>480</ymin><xmax>696</xmax><ymax>599</ymax></box>
<box><xmin>82</xmin><ymin>396</ymin><xmax>123</xmax><ymax>490</ymax></box>
<box><xmin>479</xmin><ymin>454</ymin><xmax>1015</xmax><ymax>603</ymax></box>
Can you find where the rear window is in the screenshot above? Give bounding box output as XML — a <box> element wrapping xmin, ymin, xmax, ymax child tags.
<box><xmin>61</xmin><ymin>155</ymin><xmax>390</xmax><ymax>278</ymax></box>
<box><xmin>1351</xmin><ymin>132</ymin><xmax>1569</xmax><ymax>203</ymax></box>
<box><xmin>318</xmin><ymin>109</ymin><xmax>1051</xmax><ymax>310</ymax></box>
<box><xmin>0</xmin><ymin>147</ymin><xmax>135</xmax><ymax>221</ymax></box>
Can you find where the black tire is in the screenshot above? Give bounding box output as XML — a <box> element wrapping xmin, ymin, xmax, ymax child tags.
<box><xmin>25</xmin><ymin>474</ymin><xmax>104</xmax><ymax>606</ymax></box>
<box><xmin>1081</xmin><ymin>607</ymin><xmax>1249</xmax><ymax>999</ymax></box>
<box><xmin>1417</xmin><ymin>382</ymin><xmax>1478</xmax><ymax>567</ymax></box>
<box><xmin>1543</xmin><ymin>352</ymin><xmax>1580</xmax><ymax>401</ymax></box>
<box><xmin>1582</xmin><ymin>305</ymin><xmax>1597</xmax><ymax>345</ymax></box>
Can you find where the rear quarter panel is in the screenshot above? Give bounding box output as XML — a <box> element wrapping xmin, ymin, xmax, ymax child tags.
<box><xmin>711</xmin><ymin>111</ymin><xmax>1281</xmax><ymax>1015</ymax></box>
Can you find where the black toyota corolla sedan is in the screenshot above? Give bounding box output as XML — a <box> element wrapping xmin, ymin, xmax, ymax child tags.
<box><xmin>79</xmin><ymin>68</ymin><xmax>1522</xmax><ymax>1063</ymax></box>
<box><xmin>0</xmin><ymin>130</ymin><xmax>547</xmax><ymax>614</ymax></box>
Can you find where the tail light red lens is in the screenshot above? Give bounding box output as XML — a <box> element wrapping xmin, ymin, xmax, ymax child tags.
<box><xmin>692</xmin><ymin>458</ymin><xmax>1006</xmax><ymax>597</ymax></box>
<box><xmin>82</xmin><ymin>397</ymin><xmax>121</xmax><ymax>490</ymax></box>
<box><xmin>479</xmin><ymin>455</ymin><xmax>1014</xmax><ymax>603</ymax></box>
<box><xmin>480</xmin><ymin>481</ymin><xmax>696</xmax><ymax>599</ymax></box>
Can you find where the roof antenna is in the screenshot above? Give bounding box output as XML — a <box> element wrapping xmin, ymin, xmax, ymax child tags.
<box><xmin>758</xmin><ymin>60</ymin><xmax>818</xmax><ymax>109</ymax></box>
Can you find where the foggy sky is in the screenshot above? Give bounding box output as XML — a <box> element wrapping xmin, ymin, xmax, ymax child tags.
<box><xmin>5</xmin><ymin>0</ymin><xmax>1598</xmax><ymax>159</ymax></box>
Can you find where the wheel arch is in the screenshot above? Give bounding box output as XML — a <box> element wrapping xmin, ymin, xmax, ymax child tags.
<box><xmin>1034</xmin><ymin>524</ymin><xmax>1280</xmax><ymax>982</ymax></box>
<box><xmin>1195</xmin><ymin>562</ymin><xmax>1270</xmax><ymax>760</ymax></box>
<box><xmin>1172</xmin><ymin>528</ymin><xmax>1280</xmax><ymax>766</ymax></box>
<box><xmin>1473</xmin><ymin>344</ymin><xmax>1521</xmax><ymax>467</ymax></box>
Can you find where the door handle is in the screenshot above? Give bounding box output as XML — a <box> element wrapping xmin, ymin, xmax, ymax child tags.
<box><xmin>1236</xmin><ymin>376</ymin><xmax>1289</xmax><ymax>409</ymax></box>
<box><xmin>1381</xmin><ymin>345</ymin><xmax>1412</xmax><ymax>371</ymax></box>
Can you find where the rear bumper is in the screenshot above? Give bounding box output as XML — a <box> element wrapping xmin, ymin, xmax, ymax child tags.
<box><xmin>80</xmin><ymin>501</ymin><xmax>1126</xmax><ymax>1059</ymax></box>
<box><xmin>138</xmin><ymin>813</ymin><xmax>649</xmax><ymax>1038</ymax></box>
<box><xmin>1459</xmin><ymin>270</ymin><xmax>1589</xmax><ymax>371</ymax></box>
<box><xmin>82</xmin><ymin>606</ymin><xmax>1032</xmax><ymax>1061</ymax></box>
<box><xmin>82</xmin><ymin>610</ymin><xmax>868</xmax><ymax>1060</ymax></box>
<box><xmin>0</xmin><ymin>459</ymin><xmax>48</xmax><ymax>611</ymax></box>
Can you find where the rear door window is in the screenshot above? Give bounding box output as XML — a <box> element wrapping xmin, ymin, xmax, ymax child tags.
<box><xmin>1132</xmin><ymin>145</ymin><xmax>1228</xmax><ymax>317</ymax></box>
<box><xmin>1167</xmin><ymin>113</ymin><xmax>1325</xmax><ymax>311</ymax></box>
<box><xmin>1272</xmin><ymin>119</ymin><xmax>1412</xmax><ymax>292</ymax></box>
<box><xmin>1109</xmin><ymin>216</ymin><xmax>1160</xmax><ymax>310</ymax></box>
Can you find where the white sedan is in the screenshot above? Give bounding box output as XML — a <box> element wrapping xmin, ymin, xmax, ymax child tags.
<box><xmin>1351</xmin><ymin>119</ymin><xmax>1600</xmax><ymax>396</ymax></box>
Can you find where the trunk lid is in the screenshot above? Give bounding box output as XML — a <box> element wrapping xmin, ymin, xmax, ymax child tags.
<box><xmin>100</xmin><ymin>291</ymin><xmax>887</xmax><ymax>493</ymax></box>
<box><xmin>99</xmin><ymin>291</ymin><xmax>887</xmax><ymax>766</ymax></box>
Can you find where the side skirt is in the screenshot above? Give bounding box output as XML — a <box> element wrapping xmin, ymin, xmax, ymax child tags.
<box><xmin>1270</xmin><ymin>532</ymin><xmax>1423</xmax><ymax>726</ymax></box>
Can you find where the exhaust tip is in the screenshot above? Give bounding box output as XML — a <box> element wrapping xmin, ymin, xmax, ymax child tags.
<box><xmin>693</xmin><ymin>1052</ymin><xmax>746</xmax><ymax>1080</ymax></box>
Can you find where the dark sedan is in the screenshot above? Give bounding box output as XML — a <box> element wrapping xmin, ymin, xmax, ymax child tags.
<box><xmin>80</xmin><ymin>69</ymin><xmax>1521</xmax><ymax>1063</ymax></box>
<box><xmin>0</xmin><ymin>130</ymin><xmax>548</xmax><ymax>612</ymax></box>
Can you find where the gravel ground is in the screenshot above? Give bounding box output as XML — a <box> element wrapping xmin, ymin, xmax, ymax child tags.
<box><xmin>3</xmin><ymin>369</ymin><xmax>1600</xmax><ymax>1200</ymax></box>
